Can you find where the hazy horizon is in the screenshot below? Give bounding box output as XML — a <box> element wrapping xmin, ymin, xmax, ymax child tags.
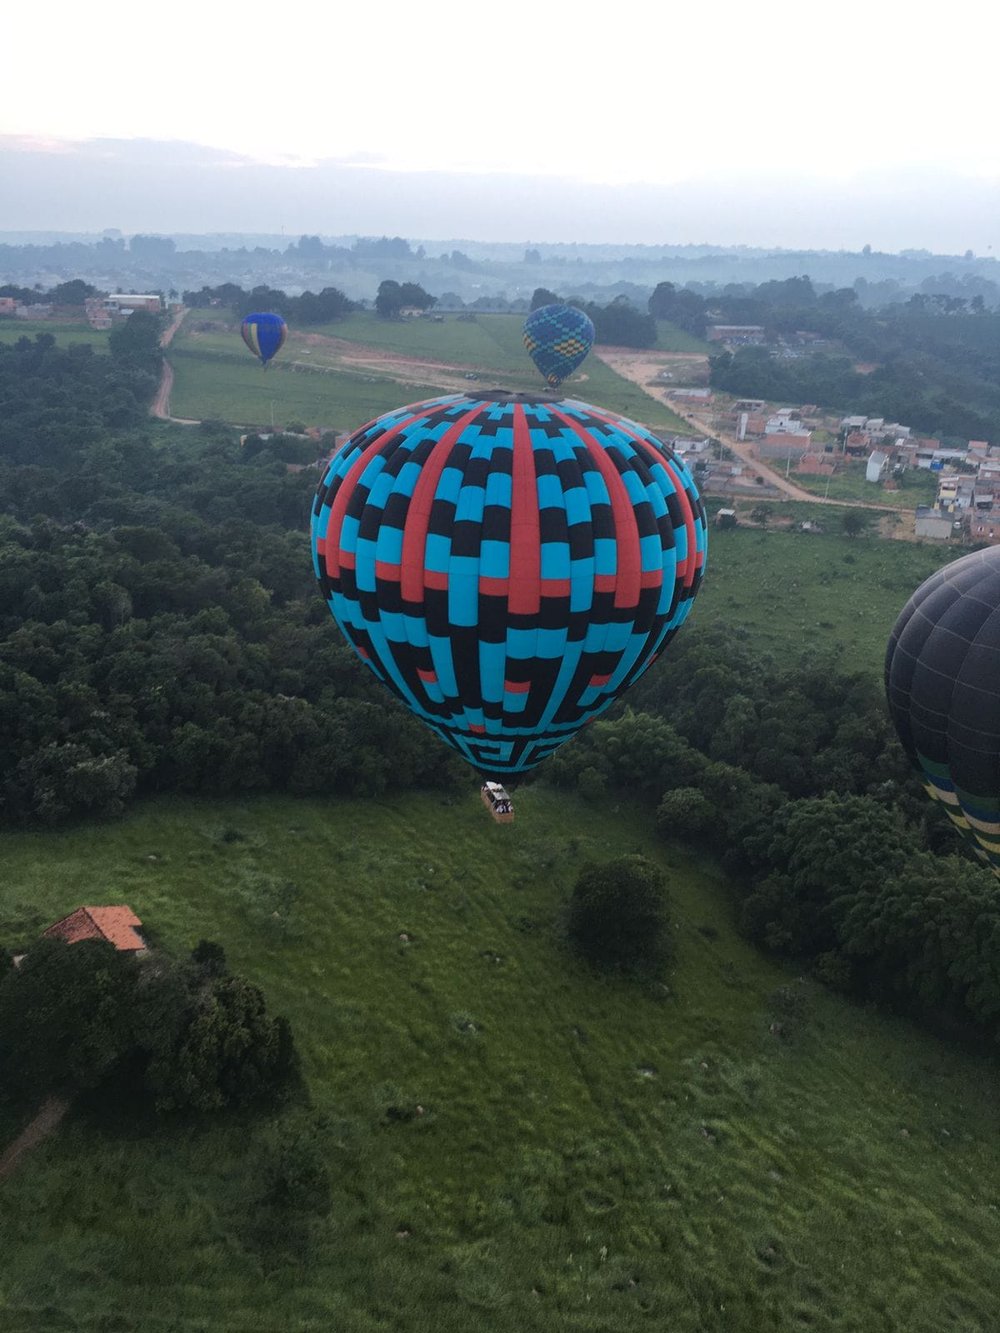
<box><xmin>2</xmin><ymin>135</ymin><xmax>998</xmax><ymax>256</ymax></box>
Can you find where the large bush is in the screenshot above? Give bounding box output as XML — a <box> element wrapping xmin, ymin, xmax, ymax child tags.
<box><xmin>567</xmin><ymin>855</ymin><xmax>674</xmax><ymax>973</ymax></box>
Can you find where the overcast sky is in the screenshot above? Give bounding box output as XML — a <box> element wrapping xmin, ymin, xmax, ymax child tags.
<box><xmin>4</xmin><ymin>0</ymin><xmax>998</xmax><ymax>251</ymax></box>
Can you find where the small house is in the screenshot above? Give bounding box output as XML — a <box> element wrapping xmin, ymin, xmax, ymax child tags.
<box><xmin>866</xmin><ymin>451</ymin><xmax>889</xmax><ymax>483</ymax></box>
<box><xmin>43</xmin><ymin>906</ymin><xmax>146</xmax><ymax>953</ymax></box>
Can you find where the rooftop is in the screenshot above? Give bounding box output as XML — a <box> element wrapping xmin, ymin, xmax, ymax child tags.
<box><xmin>43</xmin><ymin>906</ymin><xmax>145</xmax><ymax>952</ymax></box>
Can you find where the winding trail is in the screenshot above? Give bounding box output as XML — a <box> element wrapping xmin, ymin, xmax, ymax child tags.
<box><xmin>0</xmin><ymin>1097</ymin><xmax>69</xmax><ymax>1183</ymax></box>
<box><xmin>151</xmin><ymin>307</ymin><xmax>198</xmax><ymax>423</ymax></box>
<box><xmin>595</xmin><ymin>347</ymin><xmax>899</xmax><ymax>513</ymax></box>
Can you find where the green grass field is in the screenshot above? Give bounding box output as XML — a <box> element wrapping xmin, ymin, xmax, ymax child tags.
<box><xmin>168</xmin><ymin>318</ymin><xmax>693</xmax><ymax>436</ymax></box>
<box><xmin>692</xmin><ymin>524</ymin><xmax>955</xmax><ymax>677</ymax></box>
<box><xmin>167</xmin><ymin>349</ymin><xmax>447</xmax><ymax>431</ymax></box>
<box><xmin>2</xmin><ymin>788</ymin><xmax>1000</xmax><ymax>1331</ymax></box>
<box><xmin>654</xmin><ymin>322</ymin><xmax>711</xmax><ymax>354</ymax></box>
<box><xmin>0</xmin><ymin>318</ymin><xmax>111</xmax><ymax>349</ymax></box>
<box><xmin>312</xmin><ymin>311</ymin><xmax>533</xmax><ymax>376</ymax></box>
<box><xmin>792</xmin><ymin>463</ymin><xmax>939</xmax><ymax>508</ymax></box>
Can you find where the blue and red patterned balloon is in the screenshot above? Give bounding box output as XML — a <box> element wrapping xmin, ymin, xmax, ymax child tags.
<box><xmin>523</xmin><ymin>305</ymin><xmax>595</xmax><ymax>388</ymax></box>
<box><xmin>311</xmin><ymin>392</ymin><xmax>707</xmax><ymax>778</ymax></box>
<box><xmin>240</xmin><ymin>312</ymin><xmax>287</xmax><ymax>366</ymax></box>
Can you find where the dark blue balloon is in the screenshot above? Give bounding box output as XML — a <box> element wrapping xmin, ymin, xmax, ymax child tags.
<box><xmin>240</xmin><ymin>312</ymin><xmax>287</xmax><ymax>366</ymax></box>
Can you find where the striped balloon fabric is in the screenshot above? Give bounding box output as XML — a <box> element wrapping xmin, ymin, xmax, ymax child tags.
<box><xmin>886</xmin><ymin>545</ymin><xmax>1000</xmax><ymax>874</ymax></box>
<box><xmin>240</xmin><ymin>312</ymin><xmax>287</xmax><ymax>366</ymax></box>
<box><xmin>312</xmin><ymin>392</ymin><xmax>707</xmax><ymax>778</ymax></box>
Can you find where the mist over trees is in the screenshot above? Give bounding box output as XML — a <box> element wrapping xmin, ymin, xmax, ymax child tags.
<box><xmin>4</xmin><ymin>232</ymin><xmax>1000</xmax><ymax>311</ymax></box>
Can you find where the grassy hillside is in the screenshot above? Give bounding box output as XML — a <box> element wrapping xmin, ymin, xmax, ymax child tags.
<box><xmin>168</xmin><ymin>317</ymin><xmax>693</xmax><ymax>435</ymax></box>
<box><xmin>314</xmin><ymin>311</ymin><xmax>533</xmax><ymax>376</ymax></box>
<box><xmin>167</xmin><ymin>348</ymin><xmax>447</xmax><ymax>430</ymax></box>
<box><xmin>692</xmin><ymin>526</ymin><xmax>954</xmax><ymax>678</ymax></box>
<box><xmin>2</xmin><ymin>788</ymin><xmax>999</xmax><ymax>1331</ymax></box>
<box><xmin>655</xmin><ymin>321</ymin><xmax>711</xmax><ymax>354</ymax></box>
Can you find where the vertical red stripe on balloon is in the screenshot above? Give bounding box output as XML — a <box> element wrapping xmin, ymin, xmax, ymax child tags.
<box><xmin>400</xmin><ymin>403</ymin><xmax>488</xmax><ymax>604</ymax></box>
<box><xmin>508</xmin><ymin>405</ymin><xmax>541</xmax><ymax>615</ymax></box>
<box><xmin>323</xmin><ymin>410</ymin><xmax>427</xmax><ymax>581</ymax></box>
<box><xmin>581</xmin><ymin>406</ymin><xmax>699</xmax><ymax>593</ymax></box>
<box><xmin>550</xmin><ymin>406</ymin><xmax>641</xmax><ymax>610</ymax></box>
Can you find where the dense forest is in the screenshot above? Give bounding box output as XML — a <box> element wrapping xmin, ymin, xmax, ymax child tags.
<box><xmin>3</xmin><ymin>317</ymin><xmax>1000</xmax><ymax>1065</ymax></box>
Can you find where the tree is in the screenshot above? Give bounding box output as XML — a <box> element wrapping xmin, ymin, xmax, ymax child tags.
<box><xmin>749</xmin><ymin>504</ymin><xmax>772</xmax><ymax>528</ymax></box>
<box><xmin>108</xmin><ymin>310</ymin><xmax>163</xmax><ymax>375</ymax></box>
<box><xmin>530</xmin><ymin>287</ymin><xmax>560</xmax><ymax>311</ymax></box>
<box><xmin>648</xmin><ymin>282</ymin><xmax>707</xmax><ymax>336</ymax></box>
<box><xmin>0</xmin><ymin>938</ymin><xmax>137</xmax><ymax>1099</ymax></box>
<box><xmin>739</xmin><ymin>793</ymin><xmax>909</xmax><ymax>956</ymax></box>
<box><xmin>567</xmin><ymin>855</ymin><xmax>674</xmax><ymax>972</ymax></box>
<box><xmin>144</xmin><ymin>973</ymin><xmax>296</xmax><ymax>1112</ymax></box>
<box><xmin>52</xmin><ymin>279</ymin><xmax>97</xmax><ymax>306</ymax></box>
<box><xmin>841</xmin><ymin>509</ymin><xmax>869</xmax><ymax>538</ymax></box>
<box><xmin>374</xmin><ymin>280</ymin><xmax>404</xmax><ymax>318</ymax></box>
<box><xmin>398</xmin><ymin>282</ymin><xmax>435</xmax><ymax>311</ymax></box>
<box><xmin>656</xmin><ymin>786</ymin><xmax>714</xmax><ymax>840</ymax></box>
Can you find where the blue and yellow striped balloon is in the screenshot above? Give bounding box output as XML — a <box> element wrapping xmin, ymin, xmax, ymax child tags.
<box><xmin>240</xmin><ymin>311</ymin><xmax>287</xmax><ymax>366</ymax></box>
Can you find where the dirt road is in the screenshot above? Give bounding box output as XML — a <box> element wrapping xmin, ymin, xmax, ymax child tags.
<box><xmin>151</xmin><ymin>307</ymin><xmax>198</xmax><ymax>422</ymax></box>
<box><xmin>595</xmin><ymin>348</ymin><xmax>900</xmax><ymax>513</ymax></box>
<box><xmin>0</xmin><ymin>1097</ymin><xmax>69</xmax><ymax>1182</ymax></box>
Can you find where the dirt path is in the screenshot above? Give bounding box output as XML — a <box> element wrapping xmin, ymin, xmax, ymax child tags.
<box><xmin>151</xmin><ymin>307</ymin><xmax>199</xmax><ymax>423</ymax></box>
<box><xmin>595</xmin><ymin>348</ymin><xmax>900</xmax><ymax>512</ymax></box>
<box><xmin>0</xmin><ymin>1097</ymin><xmax>69</xmax><ymax>1182</ymax></box>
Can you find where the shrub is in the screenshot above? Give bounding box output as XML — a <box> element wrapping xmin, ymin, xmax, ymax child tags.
<box><xmin>567</xmin><ymin>855</ymin><xmax>674</xmax><ymax>974</ymax></box>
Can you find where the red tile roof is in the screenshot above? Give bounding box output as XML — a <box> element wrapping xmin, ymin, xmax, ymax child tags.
<box><xmin>43</xmin><ymin>906</ymin><xmax>145</xmax><ymax>951</ymax></box>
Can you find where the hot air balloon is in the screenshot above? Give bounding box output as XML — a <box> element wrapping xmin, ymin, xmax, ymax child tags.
<box><xmin>886</xmin><ymin>545</ymin><xmax>1000</xmax><ymax>874</ymax></box>
<box><xmin>311</xmin><ymin>391</ymin><xmax>707</xmax><ymax>780</ymax></box>
<box><xmin>240</xmin><ymin>312</ymin><xmax>287</xmax><ymax>366</ymax></box>
<box><xmin>523</xmin><ymin>305</ymin><xmax>595</xmax><ymax>388</ymax></box>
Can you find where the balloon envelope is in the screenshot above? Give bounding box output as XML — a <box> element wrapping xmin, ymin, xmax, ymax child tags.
<box><xmin>523</xmin><ymin>305</ymin><xmax>595</xmax><ymax>388</ymax></box>
<box><xmin>312</xmin><ymin>392</ymin><xmax>707</xmax><ymax>778</ymax></box>
<box><xmin>886</xmin><ymin>545</ymin><xmax>1000</xmax><ymax>873</ymax></box>
<box><xmin>240</xmin><ymin>312</ymin><xmax>287</xmax><ymax>365</ymax></box>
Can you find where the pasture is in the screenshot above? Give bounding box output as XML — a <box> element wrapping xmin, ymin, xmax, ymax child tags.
<box><xmin>793</xmin><ymin>463</ymin><xmax>939</xmax><ymax>507</ymax></box>
<box><xmin>692</xmin><ymin>523</ymin><xmax>956</xmax><ymax>677</ymax></box>
<box><xmin>166</xmin><ymin>347</ymin><xmax>447</xmax><ymax>431</ymax></box>
<box><xmin>2</xmin><ymin>788</ymin><xmax>999</xmax><ymax>1330</ymax></box>
<box><xmin>653</xmin><ymin>321</ymin><xmax>710</xmax><ymax>354</ymax></box>
<box><xmin>0</xmin><ymin>318</ymin><xmax>111</xmax><ymax>349</ymax></box>
<box><xmin>168</xmin><ymin>317</ymin><xmax>693</xmax><ymax>435</ymax></box>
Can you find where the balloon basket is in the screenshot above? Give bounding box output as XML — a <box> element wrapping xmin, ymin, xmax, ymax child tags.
<box><xmin>481</xmin><ymin>782</ymin><xmax>514</xmax><ymax>823</ymax></box>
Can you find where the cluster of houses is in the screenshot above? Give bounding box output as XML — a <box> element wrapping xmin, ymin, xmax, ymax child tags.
<box><xmin>661</xmin><ymin>388</ymin><xmax>1000</xmax><ymax>542</ymax></box>
<box><xmin>0</xmin><ymin>294</ymin><xmax>163</xmax><ymax>327</ymax></box>
<box><xmin>83</xmin><ymin>294</ymin><xmax>163</xmax><ymax>329</ymax></box>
